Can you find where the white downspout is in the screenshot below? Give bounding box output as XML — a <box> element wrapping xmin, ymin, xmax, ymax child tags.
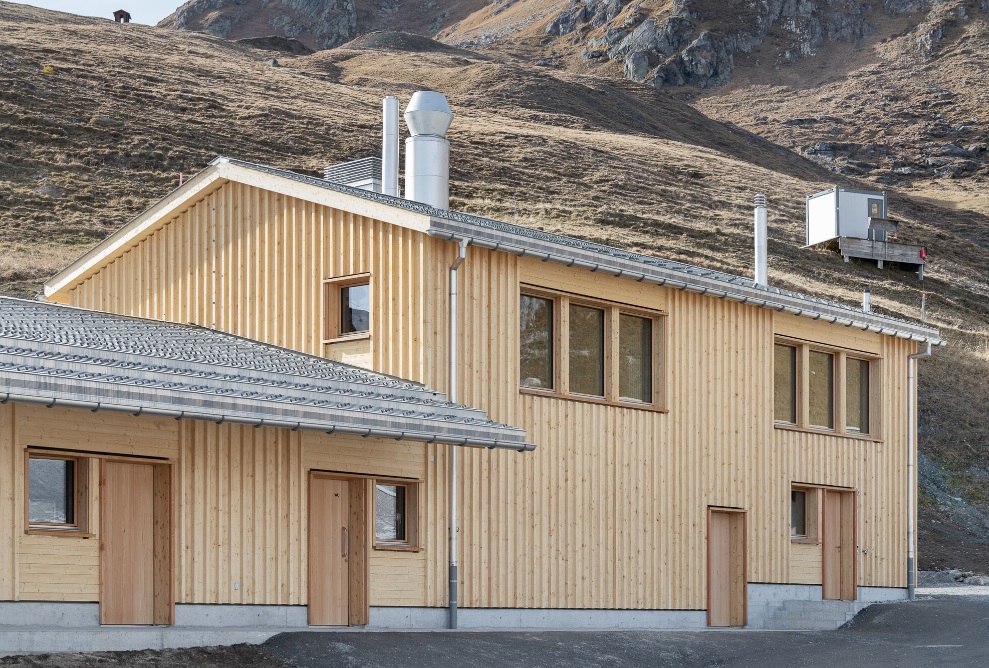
<box><xmin>907</xmin><ymin>341</ymin><xmax>932</xmax><ymax>600</ymax></box>
<box><xmin>448</xmin><ymin>238</ymin><xmax>468</xmax><ymax>629</ymax></box>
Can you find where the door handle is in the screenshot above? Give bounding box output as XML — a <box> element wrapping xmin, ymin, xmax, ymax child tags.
<box><xmin>342</xmin><ymin>527</ymin><xmax>349</xmax><ymax>559</ymax></box>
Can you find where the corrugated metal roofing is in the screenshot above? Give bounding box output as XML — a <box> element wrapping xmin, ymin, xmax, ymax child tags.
<box><xmin>0</xmin><ymin>297</ymin><xmax>533</xmax><ymax>451</ymax></box>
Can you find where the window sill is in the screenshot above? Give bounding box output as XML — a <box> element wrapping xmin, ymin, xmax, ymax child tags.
<box><xmin>373</xmin><ymin>543</ymin><xmax>421</xmax><ymax>553</ymax></box>
<box><xmin>26</xmin><ymin>528</ymin><xmax>94</xmax><ymax>539</ymax></box>
<box><xmin>324</xmin><ymin>333</ymin><xmax>371</xmax><ymax>345</ymax></box>
<box><xmin>774</xmin><ymin>423</ymin><xmax>882</xmax><ymax>443</ymax></box>
<box><xmin>519</xmin><ymin>388</ymin><xmax>668</xmax><ymax>413</ymax></box>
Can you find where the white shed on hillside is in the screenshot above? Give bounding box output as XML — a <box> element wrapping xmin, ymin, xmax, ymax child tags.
<box><xmin>806</xmin><ymin>187</ymin><xmax>888</xmax><ymax>246</ymax></box>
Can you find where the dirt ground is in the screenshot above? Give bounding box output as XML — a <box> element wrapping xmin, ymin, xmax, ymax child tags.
<box><xmin>0</xmin><ymin>644</ymin><xmax>286</xmax><ymax>668</ymax></box>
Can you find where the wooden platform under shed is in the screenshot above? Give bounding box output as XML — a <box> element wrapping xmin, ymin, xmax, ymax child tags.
<box><xmin>838</xmin><ymin>237</ymin><xmax>926</xmax><ymax>278</ymax></box>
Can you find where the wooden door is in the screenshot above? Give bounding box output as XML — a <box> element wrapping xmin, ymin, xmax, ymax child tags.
<box><xmin>101</xmin><ymin>461</ymin><xmax>155</xmax><ymax>625</ymax></box>
<box><xmin>708</xmin><ymin>508</ymin><xmax>747</xmax><ymax>627</ymax></box>
<box><xmin>309</xmin><ymin>477</ymin><xmax>351</xmax><ymax>625</ymax></box>
<box><xmin>823</xmin><ymin>490</ymin><xmax>856</xmax><ymax>600</ymax></box>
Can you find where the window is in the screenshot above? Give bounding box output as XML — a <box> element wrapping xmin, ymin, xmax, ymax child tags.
<box><xmin>791</xmin><ymin>490</ymin><xmax>806</xmax><ymax>538</ymax></box>
<box><xmin>808</xmin><ymin>350</ymin><xmax>834</xmax><ymax>429</ymax></box>
<box><xmin>619</xmin><ymin>314</ymin><xmax>652</xmax><ymax>403</ymax></box>
<box><xmin>790</xmin><ymin>485</ymin><xmax>820</xmax><ymax>542</ymax></box>
<box><xmin>520</xmin><ymin>295</ymin><xmax>554</xmax><ymax>390</ymax></box>
<box><xmin>373</xmin><ymin>481</ymin><xmax>419</xmax><ymax>550</ymax></box>
<box><xmin>774</xmin><ymin>339</ymin><xmax>877</xmax><ymax>438</ymax></box>
<box><xmin>569</xmin><ymin>304</ymin><xmax>605</xmax><ymax>397</ymax></box>
<box><xmin>26</xmin><ymin>454</ymin><xmax>89</xmax><ymax>533</ymax></box>
<box><xmin>846</xmin><ymin>357</ymin><xmax>870</xmax><ymax>434</ymax></box>
<box><xmin>519</xmin><ymin>289</ymin><xmax>663</xmax><ymax>408</ymax></box>
<box><xmin>323</xmin><ymin>274</ymin><xmax>371</xmax><ymax>341</ymax></box>
<box><xmin>340</xmin><ymin>283</ymin><xmax>369</xmax><ymax>335</ymax></box>
<box><xmin>774</xmin><ymin>344</ymin><xmax>797</xmax><ymax>424</ymax></box>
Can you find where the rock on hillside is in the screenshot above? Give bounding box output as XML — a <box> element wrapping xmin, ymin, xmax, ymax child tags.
<box><xmin>158</xmin><ymin>0</ymin><xmax>490</xmax><ymax>50</ymax></box>
<box><xmin>545</xmin><ymin>0</ymin><xmax>989</xmax><ymax>89</ymax></box>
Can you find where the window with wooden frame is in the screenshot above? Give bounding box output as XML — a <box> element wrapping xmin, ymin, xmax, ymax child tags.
<box><xmin>323</xmin><ymin>274</ymin><xmax>371</xmax><ymax>342</ymax></box>
<box><xmin>791</xmin><ymin>485</ymin><xmax>820</xmax><ymax>542</ymax></box>
<box><xmin>373</xmin><ymin>480</ymin><xmax>419</xmax><ymax>551</ymax></box>
<box><xmin>26</xmin><ymin>452</ymin><xmax>90</xmax><ymax>535</ymax></box>
<box><xmin>774</xmin><ymin>338</ymin><xmax>880</xmax><ymax>438</ymax></box>
<box><xmin>519</xmin><ymin>288</ymin><xmax>665</xmax><ymax>408</ymax></box>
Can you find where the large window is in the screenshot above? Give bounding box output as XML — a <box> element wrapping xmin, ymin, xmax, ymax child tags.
<box><xmin>619</xmin><ymin>314</ymin><xmax>653</xmax><ymax>403</ymax></box>
<box><xmin>569</xmin><ymin>304</ymin><xmax>605</xmax><ymax>396</ymax></box>
<box><xmin>808</xmin><ymin>350</ymin><xmax>834</xmax><ymax>429</ymax></box>
<box><xmin>520</xmin><ymin>295</ymin><xmax>554</xmax><ymax>390</ymax></box>
<box><xmin>27</xmin><ymin>454</ymin><xmax>89</xmax><ymax>533</ymax></box>
<box><xmin>323</xmin><ymin>274</ymin><xmax>371</xmax><ymax>341</ymax></box>
<box><xmin>774</xmin><ymin>344</ymin><xmax>797</xmax><ymax>424</ymax></box>
<box><xmin>774</xmin><ymin>338</ymin><xmax>877</xmax><ymax>437</ymax></box>
<box><xmin>373</xmin><ymin>480</ymin><xmax>419</xmax><ymax>550</ymax></box>
<box><xmin>846</xmin><ymin>357</ymin><xmax>870</xmax><ymax>433</ymax></box>
<box><xmin>519</xmin><ymin>289</ymin><xmax>663</xmax><ymax>407</ymax></box>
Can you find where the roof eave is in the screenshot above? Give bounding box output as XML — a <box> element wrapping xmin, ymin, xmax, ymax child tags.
<box><xmin>426</xmin><ymin>221</ymin><xmax>944</xmax><ymax>347</ymax></box>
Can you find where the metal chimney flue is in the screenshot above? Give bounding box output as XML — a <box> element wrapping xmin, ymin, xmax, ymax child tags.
<box><xmin>382</xmin><ymin>96</ymin><xmax>400</xmax><ymax>197</ymax></box>
<box><xmin>863</xmin><ymin>290</ymin><xmax>872</xmax><ymax>313</ymax></box>
<box><xmin>404</xmin><ymin>91</ymin><xmax>453</xmax><ymax>210</ymax></box>
<box><xmin>754</xmin><ymin>193</ymin><xmax>768</xmax><ymax>287</ymax></box>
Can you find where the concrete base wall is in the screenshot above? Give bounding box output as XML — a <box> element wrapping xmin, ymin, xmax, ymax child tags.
<box><xmin>0</xmin><ymin>586</ymin><xmax>911</xmax><ymax>654</ymax></box>
<box><xmin>368</xmin><ymin>607</ymin><xmax>707</xmax><ymax>630</ymax></box>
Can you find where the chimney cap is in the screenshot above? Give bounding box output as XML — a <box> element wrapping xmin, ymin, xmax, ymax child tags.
<box><xmin>754</xmin><ymin>193</ymin><xmax>767</xmax><ymax>207</ymax></box>
<box><xmin>405</xmin><ymin>90</ymin><xmax>453</xmax><ymax>138</ymax></box>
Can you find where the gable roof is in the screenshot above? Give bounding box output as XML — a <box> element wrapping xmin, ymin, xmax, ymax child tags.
<box><xmin>44</xmin><ymin>157</ymin><xmax>943</xmax><ymax>346</ymax></box>
<box><xmin>0</xmin><ymin>297</ymin><xmax>533</xmax><ymax>451</ymax></box>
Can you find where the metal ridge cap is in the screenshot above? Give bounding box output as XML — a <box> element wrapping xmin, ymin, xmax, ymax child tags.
<box><xmin>428</xmin><ymin>220</ymin><xmax>942</xmax><ymax>344</ymax></box>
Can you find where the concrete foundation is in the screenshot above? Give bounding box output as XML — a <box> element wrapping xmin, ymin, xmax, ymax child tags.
<box><xmin>0</xmin><ymin>586</ymin><xmax>910</xmax><ymax>655</ymax></box>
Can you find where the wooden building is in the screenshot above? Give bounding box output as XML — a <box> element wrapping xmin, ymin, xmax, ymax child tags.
<box><xmin>0</xmin><ymin>296</ymin><xmax>528</xmax><ymax>651</ymax></box>
<box><xmin>5</xmin><ymin>149</ymin><xmax>943</xmax><ymax>645</ymax></box>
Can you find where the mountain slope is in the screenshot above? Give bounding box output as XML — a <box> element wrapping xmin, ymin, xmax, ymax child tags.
<box><xmin>1</xmin><ymin>2</ymin><xmax>988</xmax><ymax>569</ymax></box>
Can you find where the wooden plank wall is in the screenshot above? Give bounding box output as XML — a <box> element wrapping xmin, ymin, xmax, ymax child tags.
<box><xmin>0</xmin><ymin>404</ymin><xmax>179</xmax><ymax>602</ymax></box>
<box><xmin>51</xmin><ymin>180</ymin><xmax>915</xmax><ymax>611</ymax></box>
<box><xmin>66</xmin><ymin>181</ymin><xmax>432</xmax><ymax>384</ymax></box>
<box><xmin>0</xmin><ymin>402</ymin><xmax>428</xmax><ymax>606</ymax></box>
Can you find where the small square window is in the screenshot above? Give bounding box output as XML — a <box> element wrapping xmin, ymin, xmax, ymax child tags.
<box><xmin>374</xmin><ymin>481</ymin><xmax>418</xmax><ymax>549</ymax></box>
<box><xmin>323</xmin><ymin>275</ymin><xmax>371</xmax><ymax>341</ymax></box>
<box><xmin>340</xmin><ymin>283</ymin><xmax>370</xmax><ymax>335</ymax></box>
<box><xmin>27</xmin><ymin>454</ymin><xmax>89</xmax><ymax>533</ymax></box>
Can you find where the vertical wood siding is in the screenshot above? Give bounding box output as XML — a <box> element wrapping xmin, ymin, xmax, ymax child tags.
<box><xmin>51</xmin><ymin>180</ymin><xmax>915</xmax><ymax>610</ymax></box>
<box><xmin>0</xmin><ymin>403</ymin><xmax>427</xmax><ymax>606</ymax></box>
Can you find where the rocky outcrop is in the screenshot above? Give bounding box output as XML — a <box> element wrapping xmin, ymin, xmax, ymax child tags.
<box><xmin>555</xmin><ymin>0</ymin><xmax>985</xmax><ymax>89</ymax></box>
<box><xmin>160</xmin><ymin>0</ymin><xmax>357</xmax><ymax>50</ymax></box>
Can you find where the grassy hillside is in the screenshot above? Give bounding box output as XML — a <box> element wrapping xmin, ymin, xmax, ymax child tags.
<box><xmin>1</xmin><ymin>2</ymin><xmax>987</xmax><ymax>568</ymax></box>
